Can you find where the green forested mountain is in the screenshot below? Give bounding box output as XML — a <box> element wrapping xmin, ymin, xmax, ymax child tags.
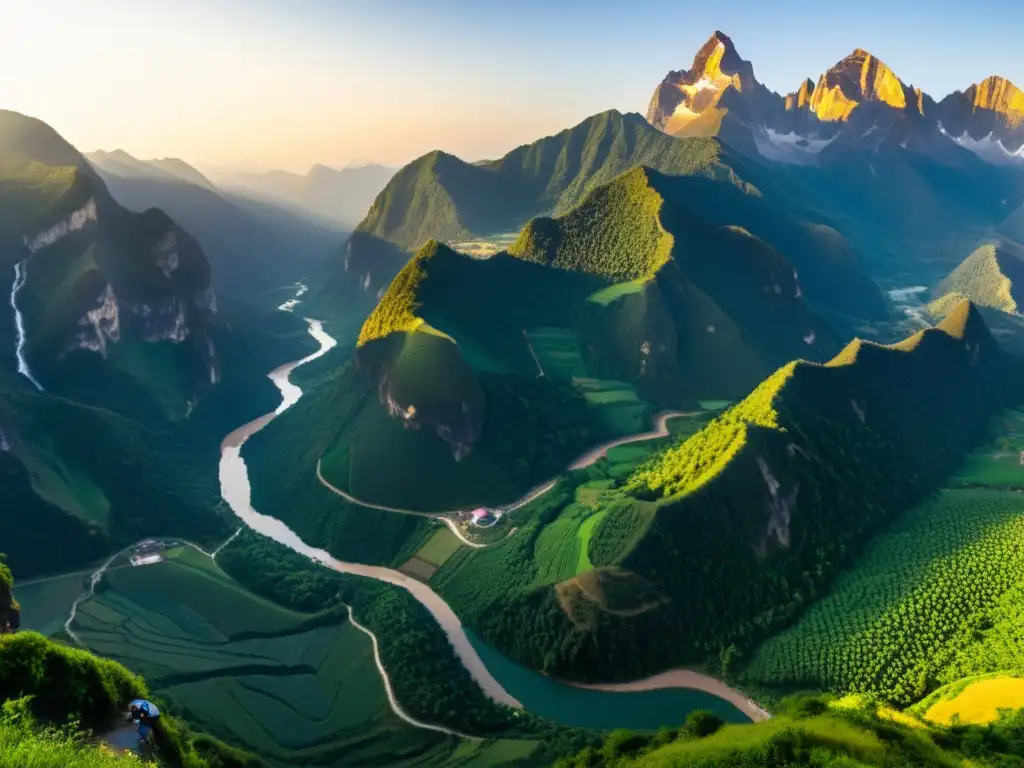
<box><xmin>0</xmin><ymin>110</ymin><xmax>318</xmax><ymax>578</ymax></box>
<box><xmin>449</xmin><ymin>300</ymin><xmax>1007</xmax><ymax>682</ymax></box>
<box><xmin>336</xmin><ymin>110</ymin><xmax>886</xmax><ymax>338</ymax></box>
<box><xmin>356</xmin><ymin>111</ymin><xmax>735</xmax><ymax>251</ymax></box>
<box><xmin>262</xmin><ymin>165</ymin><xmax>852</xmax><ymax>525</ymax></box>
<box><xmin>929</xmin><ymin>241</ymin><xmax>1024</xmax><ymax>316</ymax></box>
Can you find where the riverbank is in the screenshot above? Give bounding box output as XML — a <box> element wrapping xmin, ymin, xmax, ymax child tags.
<box><xmin>216</xmin><ymin>307</ymin><xmax>770</xmax><ymax>731</ymax></box>
<box><xmin>562</xmin><ymin>670</ymin><xmax>771</xmax><ymax>723</ymax></box>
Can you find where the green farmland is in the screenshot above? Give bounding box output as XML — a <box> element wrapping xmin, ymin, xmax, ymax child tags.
<box><xmin>951</xmin><ymin>406</ymin><xmax>1024</xmax><ymax>488</ymax></box>
<box><xmin>68</xmin><ymin>548</ymin><xmax>529</xmax><ymax>766</ymax></box>
<box><xmin>525</xmin><ymin>327</ymin><xmax>588</xmax><ymax>380</ymax></box>
<box><xmin>415</xmin><ymin>528</ymin><xmax>463</xmax><ymax>567</ymax></box>
<box><xmin>14</xmin><ymin>570</ymin><xmax>91</xmax><ymax>636</ymax></box>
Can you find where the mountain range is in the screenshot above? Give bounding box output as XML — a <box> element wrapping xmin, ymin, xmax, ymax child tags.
<box><xmin>646</xmin><ymin>30</ymin><xmax>1024</xmax><ymax>169</ymax></box>
<box><xmin>204</xmin><ymin>162</ymin><xmax>395</xmax><ymax>228</ymax></box>
<box><xmin>86</xmin><ymin>149</ymin><xmax>345</xmax><ymax>302</ymax></box>
<box><xmin>12</xmin><ymin>25</ymin><xmax>1024</xmax><ymax>768</ymax></box>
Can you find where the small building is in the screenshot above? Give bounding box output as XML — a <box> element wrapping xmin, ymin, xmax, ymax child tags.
<box><xmin>470</xmin><ymin>508</ymin><xmax>494</xmax><ymax>525</ymax></box>
<box><xmin>130</xmin><ymin>554</ymin><xmax>164</xmax><ymax>567</ymax></box>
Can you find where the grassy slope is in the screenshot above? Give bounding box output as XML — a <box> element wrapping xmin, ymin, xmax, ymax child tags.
<box><xmin>556</xmin><ymin>696</ymin><xmax>1024</xmax><ymax>768</ymax></box>
<box><xmin>930</xmin><ymin>241</ymin><xmax>1024</xmax><ymax>316</ymax></box>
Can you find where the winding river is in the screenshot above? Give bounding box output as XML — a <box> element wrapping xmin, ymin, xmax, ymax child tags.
<box><xmin>217</xmin><ymin>311</ymin><xmax>769</xmax><ymax>731</ymax></box>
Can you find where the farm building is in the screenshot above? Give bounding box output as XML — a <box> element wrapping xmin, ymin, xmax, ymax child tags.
<box><xmin>470</xmin><ymin>508</ymin><xmax>494</xmax><ymax>525</ymax></box>
<box><xmin>130</xmin><ymin>554</ymin><xmax>164</xmax><ymax>567</ymax></box>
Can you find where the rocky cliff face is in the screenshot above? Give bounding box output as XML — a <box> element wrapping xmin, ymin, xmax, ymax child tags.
<box><xmin>645</xmin><ymin>31</ymin><xmax>777</xmax><ymax>141</ymax></box>
<box><xmin>13</xmin><ymin>167</ymin><xmax>221</xmax><ymax>389</ymax></box>
<box><xmin>937</xmin><ymin>76</ymin><xmax>1024</xmax><ymax>163</ymax></box>
<box><xmin>646</xmin><ymin>32</ymin><xmax>1013</xmax><ymax>168</ymax></box>
<box><xmin>1</xmin><ymin>110</ymin><xmax>222</xmax><ymax>394</ymax></box>
<box><xmin>357</xmin><ymin>330</ymin><xmax>486</xmax><ymax>461</ymax></box>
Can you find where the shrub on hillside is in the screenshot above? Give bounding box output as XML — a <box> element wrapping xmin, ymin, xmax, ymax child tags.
<box><xmin>0</xmin><ymin>632</ymin><xmax>145</xmax><ymax>730</ymax></box>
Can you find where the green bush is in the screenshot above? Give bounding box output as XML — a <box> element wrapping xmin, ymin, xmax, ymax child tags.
<box><xmin>0</xmin><ymin>632</ymin><xmax>145</xmax><ymax>730</ymax></box>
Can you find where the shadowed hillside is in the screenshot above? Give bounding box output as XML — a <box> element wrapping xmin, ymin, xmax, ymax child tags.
<box><xmin>88</xmin><ymin>150</ymin><xmax>345</xmax><ymax>302</ymax></box>
<box><xmin>0</xmin><ymin>111</ymin><xmax>319</xmax><ymax>579</ymax></box>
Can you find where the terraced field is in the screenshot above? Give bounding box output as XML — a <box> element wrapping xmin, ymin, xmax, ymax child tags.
<box><xmin>573</xmin><ymin>378</ymin><xmax>649</xmax><ymax>434</ymax></box>
<box><xmin>525</xmin><ymin>327</ymin><xmax>588</xmax><ymax>380</ymax></box>
<box><xmin>533</xmin><ymin>504</ymin><xmax>591</xmax><ymax>586</ymax></box>
<box><xmin>400</xmin><ymin>528</ymin><xmax>464</xmax><ymax>581</ymax></box>
<box><xmin>14</xmin><ymin>570</ymin><xmax>92</xmax><ymax>636</ymax></box>
<box><xmin>68</xmin><ymin>547</ymin><xmax>522</xmax><ymax>766</ymax></box>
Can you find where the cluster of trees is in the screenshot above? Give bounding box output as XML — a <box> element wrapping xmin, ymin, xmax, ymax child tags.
<box><xmin>555</xmin><ymin>709</ymin><xmax>724</xmax><ymax>768</ymax></box>
<box><xmin>508</xmin><ymin>168</ymin><xmax>672</xmax><ymax>282</ymax></box>
<box><xmin>556</xmin><ymin>694</ymin><xmax>1024</xmax><ymax>768</ymax></box>
<box><xmin>747</xmin><ymin>489</ymin><xmax>1024</xmax><ymax>704</ymax></box>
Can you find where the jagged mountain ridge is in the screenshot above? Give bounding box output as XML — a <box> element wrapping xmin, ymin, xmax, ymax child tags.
<box><xmin>937</xmin><ymin>76</ymin><xmax>1024</xmax><ymax>163</ymax></box>
<box><xmin>647</xmin><ymin>31</ymin><xmax>1024</xmax><ymax>170</ymax></box>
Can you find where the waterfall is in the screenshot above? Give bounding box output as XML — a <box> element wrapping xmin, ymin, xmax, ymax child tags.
<box><xmin>9</xmin><ymin>260</ymin><xmax>43</xmax><ymax>391</ymax></box>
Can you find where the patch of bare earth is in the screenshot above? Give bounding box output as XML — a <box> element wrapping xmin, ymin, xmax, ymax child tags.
<box><xmin>555</xmin><ymin>568</ymin><xmax>668</xmax><ymax>628</ymax></box>
<box><xmin>398</xmin><ymin>557</ymin><xmax>437</xmax><ymax>581</ymax></box>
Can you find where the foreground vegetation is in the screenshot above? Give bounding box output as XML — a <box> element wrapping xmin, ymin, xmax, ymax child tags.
<box><xmin>0</xmin><ymin>556</ymin><xmax>260</xmax><ymax>768</ymax></box>
<box><xmin>746</xmin><ymin>489</ymin><xmax>1024</xmax><ymax>704</ymax></box>
<box><xmin>557</xmin><ymin>694</ymin><xmax>1024</xmax><ymax>767</ymax></box>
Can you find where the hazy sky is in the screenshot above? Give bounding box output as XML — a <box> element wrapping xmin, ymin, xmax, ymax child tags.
<box><xmin>4</xmin><ymin>0</ymin><xmax>1023</xmax><ymax>173</ymax></box>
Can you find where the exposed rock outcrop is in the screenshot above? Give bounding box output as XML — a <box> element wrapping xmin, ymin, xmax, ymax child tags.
<box><xmin>646</xmin><ymin>32</ymin><xmax>1012</xmax><ymax>168</ymax></box>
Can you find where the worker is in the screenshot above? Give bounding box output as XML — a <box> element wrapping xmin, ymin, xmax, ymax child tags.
<box><xmin>127</xmin><ymin>700</ymin><xmax>161</xmax><ymax>742</ymax></box>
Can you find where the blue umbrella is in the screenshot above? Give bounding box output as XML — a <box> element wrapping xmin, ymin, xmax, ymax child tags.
<box><xmin>128</xmin><ymin>699</ymin><xmax>160</xmax><ymax>717</ymax></box>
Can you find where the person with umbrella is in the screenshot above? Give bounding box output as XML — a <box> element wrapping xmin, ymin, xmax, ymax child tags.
<box><xmin>127</xmin><ymin>699</ymin><xmax>160</xmax><ymax>742</ymax></box>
